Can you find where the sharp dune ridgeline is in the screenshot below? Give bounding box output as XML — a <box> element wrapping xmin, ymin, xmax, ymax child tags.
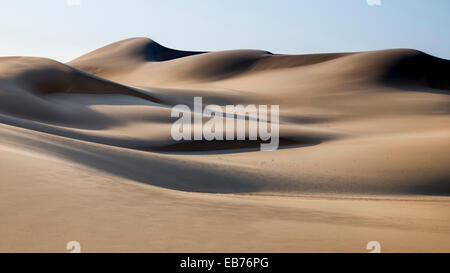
<box><xmin>1</xmin><ymin>38</ymin><xmax>449</xmax><ymax>252</ymax></box>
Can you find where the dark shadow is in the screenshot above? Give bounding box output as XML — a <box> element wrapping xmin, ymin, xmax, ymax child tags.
<box><xmin>143</xmin><ymin>138</ymin><xmax>321</xmax><ymax>155</ymax></box>
<box><xmin>381</xmin><ymin>51</ymin><xmax>450</xmax><ymax>94</ymax></box>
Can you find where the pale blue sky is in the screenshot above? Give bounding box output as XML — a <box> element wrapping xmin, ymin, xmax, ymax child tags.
<box><xmin>0</xmin><ymin>0</ymin><xmax>449</xmax><ymax>62</ymax></box>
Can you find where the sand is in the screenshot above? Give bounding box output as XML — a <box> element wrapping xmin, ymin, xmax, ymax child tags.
<box><xmin>0</xmin><ymin>38</ymin><xmax>449</xmax><ymax>252</ymax></box>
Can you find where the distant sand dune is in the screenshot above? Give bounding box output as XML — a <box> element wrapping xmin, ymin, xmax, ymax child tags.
<box><xmin>69</xmin><ymin>38</ymin><xmax>450</xmax><ymax>90</ymax></box>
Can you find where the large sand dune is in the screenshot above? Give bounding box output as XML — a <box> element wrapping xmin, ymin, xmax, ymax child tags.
<box><xmin>1</xmin><ymin>38</ymin><xmax>449</xmax><ymax>252</ymax></box>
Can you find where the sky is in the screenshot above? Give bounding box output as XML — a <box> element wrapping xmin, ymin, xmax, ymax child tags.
<box><xmin>0</xmin><ymin>0</ymin><xmax>449</xmax><ymax>62</ymax></box>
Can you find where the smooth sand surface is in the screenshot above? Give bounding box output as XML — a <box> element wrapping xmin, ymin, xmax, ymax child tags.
<box><xmin>1</xmin><ymin>38</ymin><xmax>449</xmax><ymax>252</ymax></box>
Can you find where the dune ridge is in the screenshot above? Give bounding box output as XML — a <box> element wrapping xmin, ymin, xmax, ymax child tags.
<box><xmin>69</xmin><ymin>38</ymin><xmax>450</xmax><ymax>90</ymax></box>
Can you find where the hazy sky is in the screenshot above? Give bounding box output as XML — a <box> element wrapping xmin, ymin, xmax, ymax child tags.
<box><xmin>0</xmin><ymin>0</ymin><xmax>449</xmax><ymax>62</ymax></box>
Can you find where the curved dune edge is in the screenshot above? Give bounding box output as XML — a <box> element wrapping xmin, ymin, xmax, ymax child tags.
<box><xmin>0</xmin><ymin>56</ymin><xmax>161</xmax><ymax>103</ymax></box>
<box><xmin>0</xmin><ymin>38</ymin><xmax>449</xmax><ymax>196</ymax></box>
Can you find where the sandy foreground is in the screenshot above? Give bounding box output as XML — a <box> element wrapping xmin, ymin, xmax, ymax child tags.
<box><xmin>0</xmin><ymin>38</ymin><xmax>449</xmax><ymax>252</ymax></box>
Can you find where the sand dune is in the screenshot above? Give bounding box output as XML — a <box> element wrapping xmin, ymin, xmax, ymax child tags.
<box><xmin>1</xmin><ymin>38</ymin><xmax>449</xmax><ymax>252</ymax></box>
<box><xmin>69</xmin><ymin>38</ymin><xmax>450</xmax><ymax>89</ymax></box>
